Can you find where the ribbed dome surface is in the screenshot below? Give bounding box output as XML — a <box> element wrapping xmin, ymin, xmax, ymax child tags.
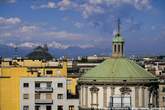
<box><xmin>79</xmin><ymin>58</ymin><xmax>156</xmax><ymax>82</ymax></box>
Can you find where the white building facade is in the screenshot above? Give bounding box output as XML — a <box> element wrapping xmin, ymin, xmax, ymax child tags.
<box><xmin>79</xmin><ymin>81</ymin><xmax>158</xmax><ymax>109</ymax></box>
<box><xmin>20</xmin><ymin>77</ymin><xmax>79</xmax><ymax>110</ymax></box>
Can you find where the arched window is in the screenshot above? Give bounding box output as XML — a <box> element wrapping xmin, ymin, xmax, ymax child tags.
<box><xmin>118</xmin><ymin>45</ymin><xmax>120</xmax><ymax>53</ymax></box>
<box><xmin>114</xmin><ymin>44</ymin><xmax>116</xmax><ymax>53</ymax></box>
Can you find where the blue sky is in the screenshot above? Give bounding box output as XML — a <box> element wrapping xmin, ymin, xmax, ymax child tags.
<box><xmin>0</xmin><ymin>0</ymin><xmax>165</xmax><ymax>55</ymax></box>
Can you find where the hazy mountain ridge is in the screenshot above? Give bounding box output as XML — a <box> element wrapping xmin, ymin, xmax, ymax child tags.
<box><xmin>0</xmin><ymin>44</ymin><xmax>164</xmax><ymax>58</ymax></box>
<box><xmin>0</xmin><ymin>44</ymin><xmax>111</xmax><ymax>58</ymax></box>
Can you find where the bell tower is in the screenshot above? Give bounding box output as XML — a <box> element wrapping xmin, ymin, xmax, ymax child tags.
<box><xmin>112</xmin><ymin>19</ymin><xmax>125</xmax><ymax>58</ymax></box>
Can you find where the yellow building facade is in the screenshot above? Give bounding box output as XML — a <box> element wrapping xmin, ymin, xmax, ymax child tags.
<box><xmin>67</xmin><ymin>76</ymin><xmax>78</xmax><ymax>95</ymax></box>
<box><xmin>0</xmin><ymin>67</ymin><xmax>28</xmax><ymax>110</ymax></box>
<box><xmin>0</xmin><ymin>59</ymin><xmax>68</xmax><ymax>110</ymax></box>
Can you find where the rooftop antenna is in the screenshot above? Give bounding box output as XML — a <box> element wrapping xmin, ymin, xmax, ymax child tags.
<box><xmin>14</xmin><ymin>45</ymin><xmax>18</xmax><ymax>58</ymax></box>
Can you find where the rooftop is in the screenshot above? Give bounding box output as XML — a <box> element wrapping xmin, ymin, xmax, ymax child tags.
<box><xmin>79</xmin><ymin>58</ymin><xmax>157</xmax><ymax>82</ymax></box>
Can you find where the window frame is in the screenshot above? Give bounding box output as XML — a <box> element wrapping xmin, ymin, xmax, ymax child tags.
<box><xmin>46</xmin><ymin>70</ymin><xmax>53</xmax><ymax>75</ymax></box>
<box><xmin>57</xmin><ymin>105</ymin><xmax>63</xmax><ymax>110</ymax></box>
<box><xmin>23</xmin><ymin>83</ymin><xmax>29</xmax><ymax>88</ymax></box>
<box><xmin>23</xmin><ymin>94</ymin><xmax>29</xmax><ymax>100</ymax></box>
<box><xmin>57</xmin><ymin>94</ymin><xmax>63</xmax><ymax>99</ymax></box>
<box><xmin>23</xmin><ymin>105</ymin><xmax>29</xmax><ymax>110</ymax></box>
<box><xmin>69</xmin><ymin>105</ymin><xmax>74</xmax><ymax>110</ymax></box>
<box><xmin>57</xmin><ymin>83</ymin><xmax>63</xmax><ymax>88</ymax></box>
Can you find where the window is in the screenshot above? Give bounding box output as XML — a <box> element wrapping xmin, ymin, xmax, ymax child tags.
<box><xmin>58</xmin><ymin>83</ymin><xmax>63</xmax><ymax>88</ymax></box>
<box><xmin>35</xmin><ymin>106</ymin><xmax>40</xmax><ymax>110</ymax></box>
<box><xmin>69</xmin><ymin>105</ymin><xmax>74</xmax><ymax>110</ymax></box>
<box><xmin>46</xmin><ymin>106</ymin><xmax>52</xmax><ymax>110</ymax></box>
<box><xmin>118</xmin><ymin>45</ymin><xmax>120</xmax><ymax>53</ymax></box>
<box><xmin>47</xmin><ymin>82</ymin><xmax>52</xmax><ymax>88</ymax></box>
<box><xmin>110</xmin><ymin>95</ymin><xmax>131</xmax><ymax>108</ymax></box>
<box><xmin>57</xmin><ymin>94</ymin><xmax>63</xmax><ymax>99</ymax></box>
<box><xmin>46</xmin><ymin>70</ymin><xmax>53</xmax><ymax>75</ymax></box>
<box><xmin>23</xmin><ymin>105</ymin><xmax>29</xmax><ymax>110</ymax></box>
<box><xmin>23</xmin><ymin>83</ymin><xmax>29</xmax><ymax>88</ymax></box>
<box><xmin>57</xmin><ymin>105</ymin><xmax>63</xmax><ymax>110</ymax></box>
<box><xmin>114</xmin><ymin>44</ymin><xmax>116</xmax><ymax>52</ymax></box>
<box><xmin>9</xmin><ymin>61</ymin><xmax>12</xmax><ymax>65</ymax></box>
<box><xmin>23</xmin><ymin>94</ymin><xmax>29</xmax><ymax>99</ymax></box>
<box><xmin>35</xmin><ymin>93</ymin><xmax>40</xmax><ymax>99</ymax></box>
<box><xmin>46</xmin><ymin>93</ymin><xmax>52</xmax><ymax>99</ymax></box>
<box><xmin>162</xmin><ymin>87</ymin><xmax>165</xmax><ymax>92</ymax></box>
<box><xmin>35</xmin><ymin>83</ymin><xmax>40</xmax><ymax>88</ymax></box>
<box><xmin>163</xmin><ymin>97</ymin><xmax>165</xmax><ymax>102</ymax></box>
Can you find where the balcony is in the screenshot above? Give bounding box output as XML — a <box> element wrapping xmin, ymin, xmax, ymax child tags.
<box><xmin>35</xmin><ymin>87</ymin><xmax>53</xmax><ymax>93</ymax></box>
<box><xmin>35</xmin><ymin>99</ymin><xmax>53</xmax><ymax>104</ymax></box>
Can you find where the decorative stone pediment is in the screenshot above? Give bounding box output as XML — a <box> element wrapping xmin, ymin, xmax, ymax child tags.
<box><xmin>90</xmin><ymin>86</ymin><xmax>99</xmax><ymax>93</ymax></box>
<box><xmin>120</xmin><ymin>86</ymin><xmax>132</xmax><ymax>94</ymax></box>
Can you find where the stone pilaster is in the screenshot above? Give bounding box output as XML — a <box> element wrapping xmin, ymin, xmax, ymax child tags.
<box><xmin>142</xmin><ymin>86</ymin><xmax>145</xmax><ymax>107</ymax></box>
<box><xmin>82</xmin><ymin>85</ymin><xmax>84</xmax><ymax>106</ymax></box>
<box><xmin>135</xmin><ymin>86</ymin><xmax>139</xmax><ymax>107</ymax></box>
<box><xmin>111</xmin><ymin>86</ymin><xmax>115</xmax><ymax>96</ymax></box>
<box><xmin>80</xmin><ymin>86</ymin><xmax>82</xmax><ymax>106</ymax></box>
<box><xmin>85</xmin><ymin>86</ymin><xmax>88</xmax><ymax>107</ymax></box>
<box><xmin>103</xmin><ymin>86</ymin><xmax>107</xmax><ymax>108</ymax></box>
<box><xmin>96</xmin><ymin>92</ymin><xmax>99</xmax><ymax>108</ymax></box>
<box><xmin>91</xmin><ymin>91</ymin><xmax>93</xmax><ymax>107</ymax></box>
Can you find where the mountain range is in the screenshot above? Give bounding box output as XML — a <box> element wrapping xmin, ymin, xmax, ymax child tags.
<box><xmin>0</xmin><ymin>44</ymin><xmax>164</xmax><ymax>58</ymax></box>
<box><xmin>0</xmin><ymin>44</ymin><xmax>111</xmax><ymax>58</ymax></box>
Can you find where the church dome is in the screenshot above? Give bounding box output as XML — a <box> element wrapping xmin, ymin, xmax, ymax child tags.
<box><xmin>79</xmin><ymin>58</ymin><xmax>157</xmax><ymax>83</ymax></box>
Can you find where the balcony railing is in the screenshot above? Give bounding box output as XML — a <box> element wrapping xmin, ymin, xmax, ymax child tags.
<box><xmin>35</xmin><ymin>99</ymin><xmax>53</xmax><ymax>104</ymax></box>
<box><xmin>35</xmin><ymin>87</ymin><xmax>53</xmax><ymax>93</ymax></box>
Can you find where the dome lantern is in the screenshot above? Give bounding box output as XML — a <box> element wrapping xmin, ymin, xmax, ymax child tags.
<box><xmin>112</xmin><ymin>19</ymin><xmax>125</xmax><ymax>58</ymax></box>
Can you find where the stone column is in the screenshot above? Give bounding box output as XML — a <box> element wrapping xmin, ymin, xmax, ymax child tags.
<box><xmin>85</xmin><ymin>86</ymin><xmax>88</xmax><ymax>107</ymax></box>
<box><xmin>121</xmin><ymin>44</ymin><xmax>123</xmax><ymax>56</ymax></box>
<box><xmin>150</xmin><ymin>92</ymin><xmax>153</xmax><ymax>107</ymax></box>
<box><xmin>103</xmin><ymin>86</ymin><xmax>107</xmax><ymax>108</ymax></box>
<box><xmin>96</xmin><ymin>92</ymin><xmax>99</xmax><ymax>108</ymax></box>
<box><xmin>145</xmin><ymin>87</ymin><xmax>149</xmax><ymax>107</ymax></box>
<box><xmin>91</xmin><ymin>91</ymin><xmax>93</xmax><ymax>108</ymax></box>
<box><xmin>111</xmin><ymin>86</ymin><xmax>115</xmax><ymax>96</ymax></box>
<box><xmin>142</xmin><ymin>87</ymin><xmax>145</xmax><ymax>107</ymax></box>
<box><xmin>135</xmin><ymin>86</ymin><xmax>139</xmax><ymax>107</ymax></box>
<box><xmin>80</xmin><ymin>86</ymin><xmax>82</xmax><ymax>106</ymax></box>
<box><xmin>116</xmin><ymin>44</ymin><xmax>119</xmax><ymax>54</ymax></box>
<box><xmin>82</xmin><ymin>85</ymin><xmax>84</xmax><ymax>106</ymax></box>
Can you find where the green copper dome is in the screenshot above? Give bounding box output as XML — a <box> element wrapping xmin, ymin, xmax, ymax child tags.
<box><xmin>112</xmin><ymin>33</ymin><xmax>124</xmax><ymax>43</ymax></box>
<box><xmin>79</xmin><ymin>58</ymin><xmax>157</xmax><ymax>82</ymax></box>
